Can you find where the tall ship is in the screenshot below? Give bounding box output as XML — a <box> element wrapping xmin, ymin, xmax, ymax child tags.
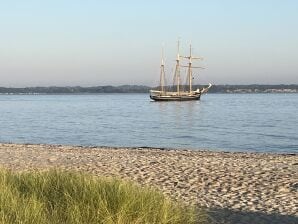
<box><xmin>150</xmin><ymin>41</ymin><xmax>212</xmax><ymax>101</ymax></box>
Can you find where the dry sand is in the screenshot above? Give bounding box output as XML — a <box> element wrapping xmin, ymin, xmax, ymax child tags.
<box><xmin>0</xmin><ymin>143</ymin><xmax>297</xmax><ymax>221</ymax></box>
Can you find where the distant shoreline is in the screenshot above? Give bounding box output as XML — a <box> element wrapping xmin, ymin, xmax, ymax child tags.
<box><xmin>1</xmin><ymin>92</ymin><xmax>298</xmax><ymax>95</ymax></box>
<box><xmin>1</xmin><ymin>84</ymin><xmax>298</xmax><ymax>94</ymax></box>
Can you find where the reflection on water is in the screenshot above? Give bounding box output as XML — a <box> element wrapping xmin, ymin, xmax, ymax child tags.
<box><xmin>155</xmin><ymin>100</ymin><xmax>198</xmax><ymax>129</ymax></box>
<box><xmin>0</xmin><ymin>93</ymin><xmax>297</xmax><ymax>153</ymax></box>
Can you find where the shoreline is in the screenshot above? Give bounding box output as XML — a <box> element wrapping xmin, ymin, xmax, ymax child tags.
<box><xmin>1</xmin><ymin>142</ymin><xmax>296</xmax><ymax>155</ymax></box>
<box><xmin>0</xmin><ymin>143</ymin><xmax>297</xmax><ymax>217</ymax></box>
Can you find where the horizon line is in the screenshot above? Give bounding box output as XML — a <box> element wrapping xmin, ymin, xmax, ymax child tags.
<box><xmin>1</xmin><ymin>83</ymin><xmax>298</xmax><ymax>88</ymax></box>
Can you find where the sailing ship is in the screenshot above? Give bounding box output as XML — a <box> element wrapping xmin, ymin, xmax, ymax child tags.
<box><xmin>150</xmin><ymin>41</ymin><xmax>212</xmax><ymax>101</ymax></box>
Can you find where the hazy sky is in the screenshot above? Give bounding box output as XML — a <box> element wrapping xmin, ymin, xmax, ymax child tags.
<box><xmin>0</xmin><ymin>0</ymin><xmax>297</xmax><ymax>87</ymax></box>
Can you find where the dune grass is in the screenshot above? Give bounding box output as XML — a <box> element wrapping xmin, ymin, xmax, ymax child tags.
<box><xmin>0</xmin><ymin>169</ymin><xmax>204</xmax><ymax>224</ymax></box>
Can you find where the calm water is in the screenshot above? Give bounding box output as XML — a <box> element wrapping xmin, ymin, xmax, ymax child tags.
<box><xmin>0</xmin><ymin>94</ymin><xmax>297</xmax><ymax>153</ymax></box>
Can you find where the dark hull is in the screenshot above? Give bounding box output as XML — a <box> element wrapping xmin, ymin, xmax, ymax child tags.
<box><xmin>150</xmin><ymin>94</ymin><xmax>201</xmax><ymax>101</ymax></box>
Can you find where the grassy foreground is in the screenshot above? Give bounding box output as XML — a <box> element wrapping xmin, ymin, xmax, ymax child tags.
<box><xmin>0</xmin><ymin>169</ymin><xmax>203</xmax><ymax>224</ymax></box>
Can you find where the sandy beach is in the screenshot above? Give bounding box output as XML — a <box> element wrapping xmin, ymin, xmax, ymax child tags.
<box><xmin>0</xmin><ymin>143</ymin><xmax>297</xmax><ymax>223</ymax></box>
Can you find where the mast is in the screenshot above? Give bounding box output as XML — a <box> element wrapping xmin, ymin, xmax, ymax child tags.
<box><xmin>160</xmin><ymin>47</ymin><xmax>165</xmax><ymax>94</ymax></box>
<box><xmin>188</xmin><ymin>44</ymin><xmax>193</xmax><ymax>93</ymax></box>
<box><xmin>174</xmin><ymin>39</ymin><xmax>181</xmax><ymax>95</ymax></box>
<box><xmin>182</xmin><ymin>44</ymin><xmax>203</xmax><ymax>93</ymax></box>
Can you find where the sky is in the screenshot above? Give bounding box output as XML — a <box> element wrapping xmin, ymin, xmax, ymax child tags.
<box><xmin>0</xmin><ymin>0</ymin><xmax>297</xmax><ymax>87</ymax></box>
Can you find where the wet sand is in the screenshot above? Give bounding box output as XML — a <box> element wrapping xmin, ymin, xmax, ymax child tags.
<box><xmin>0</xmin><ymin>143</ymin><xmax>297</xmax><ymax>219</ymax></box>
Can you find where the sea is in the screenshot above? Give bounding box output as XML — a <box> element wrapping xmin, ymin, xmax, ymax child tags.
<box><xmin>0</xmin><ymin>93</ymin><xmax>297</xmax><ymax>153</ymax></box>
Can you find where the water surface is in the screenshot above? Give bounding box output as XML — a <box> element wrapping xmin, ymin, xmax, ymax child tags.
<box><xmin>0</xmin><ymin>93</ymin><xmax>297</xmax><ymax>153</ymax></box>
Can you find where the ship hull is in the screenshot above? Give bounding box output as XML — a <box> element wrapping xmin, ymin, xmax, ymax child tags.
<box><xmin>150</xmin><ymin>94</ymin><xmax>200</xmax><ymax>101</ymax></box>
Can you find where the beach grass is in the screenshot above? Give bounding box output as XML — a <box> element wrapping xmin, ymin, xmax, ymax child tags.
<box><xmin>0</xmin><ymin>169</ymin><xmax>203</xmax><ymax>224</ymax></box>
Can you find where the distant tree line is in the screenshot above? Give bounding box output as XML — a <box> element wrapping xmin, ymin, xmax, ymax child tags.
<box><xmin>204</xmin><ymin>84</ymin><xmax>298</xmax><ymax>93</ymax></box>
<box><xmin>0</xmin><ymin>84</ymin><xmax>297</xmax><ymax>94</ymax></box>
<box><xmin>0</xmin><ymin>85</ymin><xmax>151</xmax><ymax>94</ymax></box>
